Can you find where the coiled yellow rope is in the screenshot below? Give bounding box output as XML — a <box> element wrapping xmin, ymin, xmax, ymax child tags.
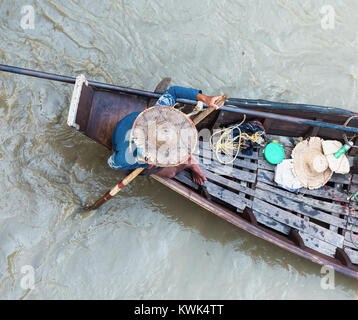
<box><xmin>210</xmin><ymin>114</ymin><xmax>265</xmax><ymax>164</ymax></box>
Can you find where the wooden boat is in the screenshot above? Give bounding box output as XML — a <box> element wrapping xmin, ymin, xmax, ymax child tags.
<box><xmin>64</xmin><ymin>74</ymin><xmax>358</xmax><ymax>280</ymax></box>
<box><xmin>2</xmin><ymin>64</ymin><xmax>358</xmax><ymax>280</ymax></box>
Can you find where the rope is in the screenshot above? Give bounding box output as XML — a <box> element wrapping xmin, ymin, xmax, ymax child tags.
<box><xmin>209</xmin><ymin>114</ymin><xmax>265</xmax><ymax>164</ymax></box>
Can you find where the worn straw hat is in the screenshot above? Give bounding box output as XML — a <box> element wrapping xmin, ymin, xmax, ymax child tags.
<box><xmin>322</xmin><ymin>140</ymin><xmax>350</xmax><ymax>174</ymax></box>
<box><xmin>292</xmin><ymin>137</ymin><xmax>333</xmax><ymax>190</ymax></box>
<box><xmin>130</xmin><ymin>106</ymin><xmax>198</xmax><ymax>167</ymax></box>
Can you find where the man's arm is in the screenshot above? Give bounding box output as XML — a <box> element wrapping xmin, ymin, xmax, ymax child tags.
<box><xmin>196</xmin><ymin>93</ymin><xmax>223</xmax><ymax>110</ymax></box>
<box><xmin>155</xmin><ymin>86</ymin><xmax>223</xmax><ymax>109</ymax></box>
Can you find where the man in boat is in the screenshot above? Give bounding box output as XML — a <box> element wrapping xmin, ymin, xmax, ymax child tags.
<box><xmin>108</xmin><ymin>86</ymin><xmax>223</xmax><ymax>185</ymax></box>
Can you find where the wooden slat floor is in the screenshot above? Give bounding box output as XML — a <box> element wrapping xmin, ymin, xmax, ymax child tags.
<box><xmin>174</xmin><ymin>135</ymin><xmax>358</xmax><ymax>263</ymax></box>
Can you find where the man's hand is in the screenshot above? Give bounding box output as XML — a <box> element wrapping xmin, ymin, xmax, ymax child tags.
<box><xmin>197</xmin><ymin>93</ymin><xmax>227</xmax><ymax>110</ymax></box>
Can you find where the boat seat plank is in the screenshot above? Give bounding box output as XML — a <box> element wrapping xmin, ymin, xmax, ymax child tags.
<box><xmin>299</xmin><ymin>231</ymin><xmax>337</xmax><ymax>258</ymax></box>
<box><xmin>193</xmin><ymin>148</ymin><xmax>258</xmax><ymax>171</ymax></box>
<box><xmin>197</xmin><ymin>156</ymin><xmax>256</xmax><ymax>183</ymax></box>
<box><xmin>201</xmin><ymin>168</ymin><xmax>256</xmax><ymax>197</ymax></box>
<box><xmin>254</xmin><ymin>188</ymin><xmax>347</xmax><ymax>229</ymax></box>
<box><xmin>256</xmin><ymin>181</ymin><xmax>348</xmax><ymax>216</ymax></box>
<box><xmin>199</xmin><ymin>141</ymin><xmax>258</xmax><ymax>160</ymax></box>
<box><xmin>257</xmin><ymin>168</ymin><xmax>276</xmax><ymax>185</ymax></box>
<box><xmin>252</xmin><ymin>198</ymin><xmax>344</xmax><ymax>248</ymax></box>
<box><xmin>174</xmin><ymin>170</ymin><xmax>252</xmax><ymax>211</ymax></box>
<box><xmin>257</xmin><ymin>159</ymin><xmax>275</xmax><ymax>171</ymax></box>
<box><xmin>344</xmin><ymin>248</ymin><xmax>358</xmax><ymax>264</ymax></box>
<box><xmin>329</xmin><ymin>174</ymin><xmax>351</xmax><ymax>185</ymax></box>
<box><xmin>252</xmin><ymin>210</ymin><xmax>291</xmax><ymax>235</ymax></box>
<box><xmin>205</xmin><ymin>182</ymin><xmax>252</xmax><ymax>211</ymax></box>
<box><xmin>329</xmin><ymin>214</ymin><xmax>340</xmax><ymax>233</ymax></box>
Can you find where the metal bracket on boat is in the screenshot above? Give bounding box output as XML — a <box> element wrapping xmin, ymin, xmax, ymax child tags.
<box><xmin>288</xmin><ymin>229</ymin><xmax>306</xmax><ymax>249</ymax></box>
<box><xmin>241</xmin><ymin>207</ymin><xmax>258</xmax><ymax>226</ymax></box>
<box><xmin>67</xmin><ymin>74</ymin><xmax>88</xmax><ymax>130</ymax></box>
<box><xmin>198</xmin><ymin>184</ymin><xmax>211</xmax><ymax>201</ymax></box>
<box><xmin>335</xmin><ymin>247</ymin><xmax>354</xmax><ymax>268</ymax></box>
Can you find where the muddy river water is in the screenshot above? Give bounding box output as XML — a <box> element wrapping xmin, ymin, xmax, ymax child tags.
<box><xmin>1</xmin><ymin>0</ymin><xmax>358</xmax><ymax>299</ymax></box>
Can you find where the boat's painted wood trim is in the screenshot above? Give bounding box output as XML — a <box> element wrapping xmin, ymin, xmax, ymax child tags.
<box><xmin>67</xmin><ymin>74</ymin><xmax>87</xmax><ymax>130</ymax></box>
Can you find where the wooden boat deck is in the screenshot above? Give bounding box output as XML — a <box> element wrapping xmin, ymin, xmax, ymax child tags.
<box><xmin>174</xmin><ymin>135</ymin><xmax>358</xmax><ymax>265</ymax></box>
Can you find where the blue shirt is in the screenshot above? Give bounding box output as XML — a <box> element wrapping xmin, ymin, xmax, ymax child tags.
<box><xmin>108</xmin><ymin>86</ymin><xmax>201</xmax><ymax>170</ymax></box>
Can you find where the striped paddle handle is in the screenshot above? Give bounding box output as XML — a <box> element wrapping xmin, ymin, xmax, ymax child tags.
<box><xmin>193</xmin><ymin>94</ymin><xmax>228</xmax><ymax>125</ymax></box>
<box><xmin>87</xmin><ymin>167</ymin><xmax>146</xmax><ymax>210</ymax></box>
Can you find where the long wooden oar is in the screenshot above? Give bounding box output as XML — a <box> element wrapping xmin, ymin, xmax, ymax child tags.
<box><xmin>84</xmin><ymin>95</ymin><xmax>228</xmax><ymax>211</ymax></box>
<box><xmin>1</xmin><ymin>64</ymin><xmax>358</xmax><ymax>134</ymax></box>
<box><xmin>84</xmin><ymin>166</ymin><xmax>149</xmax><ymax>211</ymax></box>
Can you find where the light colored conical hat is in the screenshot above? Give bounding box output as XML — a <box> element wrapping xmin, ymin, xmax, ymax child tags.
<box><xmin>130</xmin><ymin>106</ymin><xmax>198</xmax><ymax>167</ymax></box>
<box><xmin>322</xmin><ymin>140</ymin><xmax>350</xmax><ymax>174</ymax></box>
<box><xmin>292</xmin><ymin>137</ymin><xmax>333</xmax><ymax>190</ymax></box>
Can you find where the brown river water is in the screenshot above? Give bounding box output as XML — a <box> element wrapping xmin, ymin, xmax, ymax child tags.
<box><xmin>1</xmin><ymin>0</ymin><xmax>358</xmax><ymax>299</ymax></box>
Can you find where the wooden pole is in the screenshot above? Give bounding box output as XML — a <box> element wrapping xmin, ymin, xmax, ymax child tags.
<box><xmin>85</xmin><ymin>167</ymin><xmax>147</xmax><ymax>211</ymax></box>
<box><xmin>1</xmin><ymin>64</ymin><xmax>358</xmax><ymax>134</ymax></box>
<box><xmin>0</xmin><ymin>64</ymin><xmax>193</xmax><ymax>105</ymax></box>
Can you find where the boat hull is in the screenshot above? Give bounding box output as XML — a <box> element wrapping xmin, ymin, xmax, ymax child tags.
<box><xmin>68</xmin><ymin>75</ymin><xmax>358</xmax><ymax>280</ymax></box>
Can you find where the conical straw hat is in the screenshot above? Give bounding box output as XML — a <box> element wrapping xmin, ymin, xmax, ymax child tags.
<box><xmin>292</xmin><ymin>137</ymin><xmax>333</xmax><ymax>190</ymax></box>
<box><xmin>322</xmin><ymin>140</ymin><xmax>350</xmax><ymax>174</ymax></box>
<box><xmin>130</xmin><ymin>106</ymin><xmax>198</xmax><ymax>167</ymax></box>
